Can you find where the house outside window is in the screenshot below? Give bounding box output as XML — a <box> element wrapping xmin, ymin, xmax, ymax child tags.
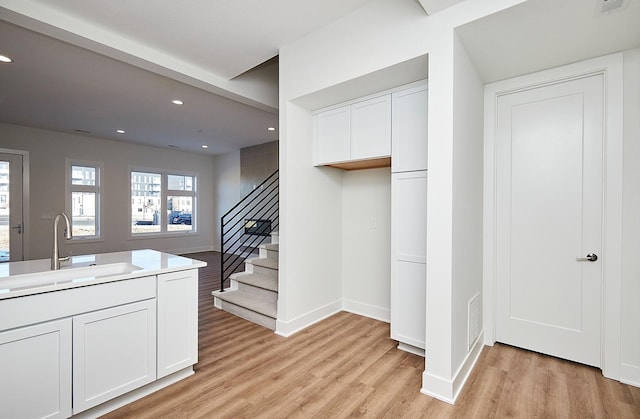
<box><xmin>131</xmin><ymin>170</ymin><xmax>196</xmax><ymax>235</ymax></box>
<box><xmin>66</xmin><ymin>160</ymin><xmax>102</xmax><ymax>239</ymax></box>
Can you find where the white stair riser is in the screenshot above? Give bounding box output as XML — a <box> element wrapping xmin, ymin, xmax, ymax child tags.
<box><xmin>271</xmin><ymin>233</ymin><xmax>279</xmax><ymax>245</ymax></box>
<box><xmin>230</xmin><ymin>279</ymin><xmax>277</xmax><ymax>304</ymax></box>
<box><xmin>216</xmin><ymin>299</ymin><xmax>276</xmax><ymax>330</ymax></box>
<box><xmin>247</xmin><ymin>263</ymin><xmax>278</xmax><ymax>278</ymax></box>
<box><xmin>259</xmin><ymin>248</ymin><xmax>279</xmax><ymax>260</ymax></box>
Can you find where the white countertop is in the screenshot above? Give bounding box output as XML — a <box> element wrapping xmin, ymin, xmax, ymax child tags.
<box><xmin>0</xmin><ymin>249</ymin><xmax>207</xmax><ymax>300</ymax></box>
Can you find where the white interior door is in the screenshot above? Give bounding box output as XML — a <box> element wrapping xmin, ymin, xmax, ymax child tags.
<box><xmin>495</xmin><ymin>74</ymin><xmax>604</xmax><ymax>367</ymax></box>
<box><xmin>0</xmin><ymin>152</ymin><xmax>23</xmax><ymax>262</ymax></box>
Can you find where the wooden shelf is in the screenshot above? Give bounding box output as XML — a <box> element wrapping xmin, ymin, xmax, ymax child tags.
<box><xmin>324</xmin><ymin>157</ymin><xmax>391</xmax><ymax>171</ymax></box>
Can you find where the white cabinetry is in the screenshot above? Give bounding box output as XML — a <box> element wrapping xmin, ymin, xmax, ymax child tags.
<box><xmin>0</xmin><ymin>319</ymin><xmax>72</xmax><ymax>419</ymax></box>
<box><xmin>391</xmin><ymin>171</ymin><xmax>427</xmax><ymax>354</ymax></box>
<box><xmin>351</xmin><ymin>95</ymin><xmax>392</xmax><ymax>160</ymax></box>
<box><xmin>72</xmin><ymin>299</ymin><xmax>157</xmax><ymax>414</ymax></box>
<box><xmin>389</xmin><ymin>82</ymin><xmax>428</xmax><ymax>355</ymax></box>
<box><xmin>392</xmin><ymin>84</ymin><xmax>428</xmax><ymax>172</ymax></box>
<box><xmin>157</xmin><ymin>269</ymin><xmax>198</xmax><ymax>378</ymax></box>
<box><xmin>314</xmin><ymin>105</ymin><xmax>350</xmax><ymax>165</ymax></box>
<box><xmin>314</xmin><ymin>94</ymin><xmax>391</xmax><ymax>166</ymax></box>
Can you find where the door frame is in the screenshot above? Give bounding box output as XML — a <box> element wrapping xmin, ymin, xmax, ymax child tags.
<box><xmin>483</xmin><ymin>53</ymin><xmax>623</xmax><ymax>381</ymax></box>
<box><xmin>0</xmin><ymin>148</ymin><xmax>30</xmax><ymax>261</ymax></box>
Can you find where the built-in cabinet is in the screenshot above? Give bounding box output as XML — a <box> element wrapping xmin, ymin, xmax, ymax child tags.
<box><xmin>391</xmin><ymin>84</ymin><xmax>429</xmax><ymax>172</ymax></box>
<box><xmin>390</xmin><ymin>83</ymin><xmax>428</xmax><ymax>355</ymax></box>
<box><xmin>314</xmin><ymin>94</ymin><xmax>391</xmax><ymax>168</ymax></box>
<box><xmin>314</xmin><ymin>81</ymin><xmax>428</xmax><ymax>355</ymax></box>
<box><xmin>391</xmin><ymin>171</ymin><xmax>427</xmax><ymax>354</ymax></box>
<box><xmin>0</xmin><ymin>269</ymin><xmax>198</xmax><ymax>418</ymax></box>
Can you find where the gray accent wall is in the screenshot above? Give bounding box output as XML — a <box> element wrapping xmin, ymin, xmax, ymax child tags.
<box><xmin>240</xmin><ymin>141</ymin><xmax>278</xmax><ymax>196</ymax></box>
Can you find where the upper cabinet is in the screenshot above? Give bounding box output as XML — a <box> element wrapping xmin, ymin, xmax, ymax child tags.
<box><xmin>314</xmin><ymin>105</ymin><xmax>351</xmax><ymax>165</ymax></box>
<box><xmin>313</xmin><ymin>81</ymin><xmax>427</xmax><ymax>171</ymax></box>
<box><xmin>314</xmin><ymin>94</ymin><xmax>391</xmax><ymax>169</ymax></box>
<box><xmin>350</xmin><ymin>95</ymin><xmax>392</xmax><ymax>160</ymax></box>
<box><xmin>392</xmin><ymin>84</ymin><xmax>428</xmax><ymax>173</ymax></box>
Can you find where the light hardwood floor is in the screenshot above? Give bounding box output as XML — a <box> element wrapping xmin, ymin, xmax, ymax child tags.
<box><xmin>103</xmin><ymin>252</ymin><xmax>640</xmax><ymax>418</ymax></box>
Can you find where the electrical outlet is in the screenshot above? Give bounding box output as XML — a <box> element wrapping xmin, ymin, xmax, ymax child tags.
<box><xmin>369</xmin><ymin>218</ymin><xmax>377</xmax><ymax>229</ymax></box>
<box><xmin>41</xmin><ymin>213</ymin><xmax>55</xmax><ymax>220</ymax></box>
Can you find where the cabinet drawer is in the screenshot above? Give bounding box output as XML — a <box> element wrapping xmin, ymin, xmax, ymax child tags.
<box><xmin>0</xmin><ymin>275</ymin><xmax>156</xmax><ymax>331</ymax></box>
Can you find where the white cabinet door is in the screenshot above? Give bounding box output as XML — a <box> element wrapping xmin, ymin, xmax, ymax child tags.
<box><xmin>0</xmin><ymin>319</ymin><xmax>72</xmax><ymax>419</ymax></box>
<box><xmin>314</xmin><ymin>105</ymin><xmax>350</xmax><ymax>165</ymax></box>
<box><xmin>392</xmin><ymin>84</ymin><xmax>428</xmax><ymax>173</ymax></box>
<box><xmin>392</xmin><ymin>171</ymin><xmax>427</xmax><ymax>264</ymax></box>
<box><xmin>391</xmin><ymin>171</ymin><xmax>427</xmax><ymax>351</ymax></box>
<box><xmin>391</xmin><ymin>260</ymin><xmax>426</xmax><ymax>349</ymax></box>
<box><xmin>157</xmin><ymin>269</ymin><xmax>198</xmax><ymax>378</ymax></box>
<box><xmin>351</xmin><ymin>94</ymin><xmax>391</xmax><ymax>160</ymax></box>
<box><xmin>72</xmin><ymin>299</ymin><xmax>157</xmax><ymax>414</ymax></box>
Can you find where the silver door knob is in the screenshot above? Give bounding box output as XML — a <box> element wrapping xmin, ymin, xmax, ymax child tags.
<box><xmin>576</xmin><ymin>253</ymin><xmax>598</xmax><ymax>262</ymax></box>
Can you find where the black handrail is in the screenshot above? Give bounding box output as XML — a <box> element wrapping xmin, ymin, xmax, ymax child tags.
<box><xmin>220</xmin><ymin>170</ymin><xmax>279</xmax><ymax>291</ymax></box>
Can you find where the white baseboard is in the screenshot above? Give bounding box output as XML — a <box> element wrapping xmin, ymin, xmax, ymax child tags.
<box><xmin>74</xmin><ymin>367</ymin><xmax>194</xmax><ymax>418</ymax></box>
<box><xmin>421</xmin><ymin>332</ymin><xmax>485</xmax><ymax>405</ymax></box>
<box><xmin>275</xmin><ymin>300</ymin><xmax>342</xmax><ymax>337</ymax></box>
<box><xmin>620</xmin><ymin>363</ymin><xmax>640</xmax><ymax>388</ymax></box>
<box><xmin>342</xmin><ymin>299</ymin><xmax>390</xmax><ymax>323</ymax></box>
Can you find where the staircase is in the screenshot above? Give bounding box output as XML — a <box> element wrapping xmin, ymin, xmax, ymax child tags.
<box><xmin>213</xmin><ymin>232</ymin><xmax>278</xmax><ymax>330</ymax></box>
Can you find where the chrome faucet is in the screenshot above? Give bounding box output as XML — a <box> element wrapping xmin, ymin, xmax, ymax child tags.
<box><xmin>52</xmin><ymin>212</ymin><xmax>73</xmax><ymax>270</ymax></box>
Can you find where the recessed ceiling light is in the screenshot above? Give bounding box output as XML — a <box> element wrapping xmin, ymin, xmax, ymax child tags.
<box><xmin>268</xmin><ymin>127</ymin><xmax>276</xmax><ymax>131</ymax></box>
<box><xmin>172</xmin><ymin>99</ymin><xmax>184</xmax><ymax>105</ymax></box>
<box><xmin>201</xmin><ymin>145</ymin><xmax>209</xmax><ymax>149</ymax></box>
<box><xmin>116</xmin><ymin>129</ymin><xmax>125</xmax><ymax>134</ymax></box>
<box><xmin>0</xmin><ymin>55</ymin><xmax>13</xmax><ymax>63</ymax></box>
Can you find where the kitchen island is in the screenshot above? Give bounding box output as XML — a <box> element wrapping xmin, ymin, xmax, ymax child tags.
<box><xmin>0</xmin><ymin>249</ymin><xmax>206</xmax><ymax>419</ymax></box>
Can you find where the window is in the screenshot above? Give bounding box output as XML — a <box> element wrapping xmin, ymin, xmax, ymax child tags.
<box><xmin>131</xmin><ymin>170</ymin><xmax>196</xmax><ymax>235</ymax></box>
<box><xmin>66</xmin><ymin>160</ymin><xmax>102</xmax><ymax>239</ymax></box>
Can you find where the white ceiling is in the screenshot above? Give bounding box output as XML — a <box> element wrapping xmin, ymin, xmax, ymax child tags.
<box><xmin>0</xmin><ymin>0</ymin><xmax>373</xmax><ymax>155</ymax></box>
<box><xmin>2</xmin><ymin>0</ymin><xmax>636</xmax><ymax>156</ymax></box>
<box><xmin>456</xmin><ymin>0</ymin><xmax>640</xmax><ymax>83</ymax></box>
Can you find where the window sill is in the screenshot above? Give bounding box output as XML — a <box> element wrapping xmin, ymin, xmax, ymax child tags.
<box><xmin>128</xmin><ymin>231</ymin><xmax>199</xmax><ymax>240</ymax></box>
<box><xmin>68</xmin><ymin>237</ymin><xmax>104</xmax><ymax>244</ymax></box>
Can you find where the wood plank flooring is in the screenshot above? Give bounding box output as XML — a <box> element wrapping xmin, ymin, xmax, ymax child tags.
<box><xmin>103</xmin><ymin>251</ymin><xmax>640</xmax><ymax>418</ymax></box>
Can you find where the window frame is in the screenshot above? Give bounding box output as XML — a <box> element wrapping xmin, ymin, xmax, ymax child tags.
<box><xmin>129</xmin><ymin>167</ymin><xmax>198</xmax><ymax>238</ymax></box>
<box><xmin>65</xmin><ymin>159</ymin><xmax>103</xmax><ymax>242</ymax></box>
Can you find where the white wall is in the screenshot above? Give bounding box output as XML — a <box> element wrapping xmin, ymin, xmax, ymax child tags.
<box><xmin>342</xmin><ymin>167</ymin><xmax>392</xmax><ymax>322</ymax></box>
<box><xmin>211</xmin><ymin>150</ymin><xmax>241</xmax><ymax>251</ymax></box>
<box><xmin>276</xmin><ymin>102</ymin><xmax>344</xmax><ymax>334</ymax></box>
<box><xmin>621</xmin><ymin>48</ymin><xmax>640</xmax><ymax>385</ymax></box>
<box><xmin>0</xmin><ymin>122</ymin><xmax>215</xmax><ymax>259</ymax></box>
<box><xmin>278</xmin><ymin>0</ymin><xmax>525</xmax><ymax>401</ymax></box>
<box><xmin>451</xmin><ymin>33</ymin><xmax>485</xmax><ymax>375</ymax></box>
